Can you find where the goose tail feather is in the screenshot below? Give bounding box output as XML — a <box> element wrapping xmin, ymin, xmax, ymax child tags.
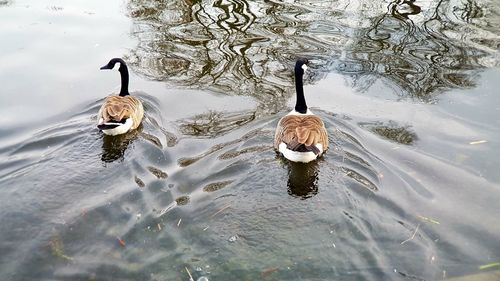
<box><xmin>288</xmin><ymin>143</ymin><xmax>321</xmax><ymax>155</ymax></box>
<box><xmin>97</xmin><ymin>123</ymin><xmax>122</xmax><ymax>130</ymax></box>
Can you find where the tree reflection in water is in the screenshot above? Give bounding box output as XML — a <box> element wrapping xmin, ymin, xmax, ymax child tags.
<box><xmin>126</xmin><ymin>0</ymin><xmax>498</xmax><ymax>107</ymax></box>
<box><xmin>178</xmin><ymin>110</ymin><xmax>255</xmax><ymax>138</ymax></box>
<box><xmin>342</xmin><ymin>0</ymin><xmax>498</xmax><ymax>101</ymax></box>
<box><xmin>360</xmin><ymin>120</ymin><xmax>418</xmax><ymax>145</ymax></box>
<box><xmin>0</xmin><ymin>0</ymin><xmax>12</xmax><ymax>7</ymax></box>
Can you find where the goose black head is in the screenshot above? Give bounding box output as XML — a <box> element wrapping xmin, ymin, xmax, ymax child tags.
<box><xmin>100</xmin><ymin>58</ymin><xmax>126</xmax><ymax>71</ymax></box>
<box><xmin>295</xmin><ymin>58</ymin><xmax>309</xmax><ymax>75</ymax></box>
<box><xmin>100</xmin><ymin>58</ymin><xmax>130</xmax><ymax>96</ymax></box>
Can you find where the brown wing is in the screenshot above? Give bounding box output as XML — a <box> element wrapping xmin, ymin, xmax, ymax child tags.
<box><xmin>98</xmin><ymin>96</ymin><xmax>144</xmax><ymax>129</ymax></box>
<box><xmin>274</xmin><ymin>115</ymin><xmax>328</xmax><ymax>153</ymax></box>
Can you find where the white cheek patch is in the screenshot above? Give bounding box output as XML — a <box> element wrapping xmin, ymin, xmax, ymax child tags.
<box><xmin>302</xmin><ymin>64</ymin><xmax>308</xmax><ymax>72</ymax></box>
<box><xmin>113</xmin><ymin>63</ymin><xmax>121</xmax><ymax>70</ymax></box>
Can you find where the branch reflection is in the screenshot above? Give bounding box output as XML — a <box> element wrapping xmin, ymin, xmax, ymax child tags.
<box><xmin>341</xmin><ymin>0</ymin><xmax>497</xmax><ymax>101</ymax></box>
<box><xmin>360</xmin><ymin>121</ymin><xmax>418</xmax><ymax>145</ymax></box>
<box><xmin>178</xmin><ymin>110</ymin><xmax>255</xmax><ymax>138</ymax></box>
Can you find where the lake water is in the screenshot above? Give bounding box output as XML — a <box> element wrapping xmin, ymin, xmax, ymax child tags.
<box><xmin>0</xmin><ymin>0</ymin><xmax>499</xmax><ymax>280</ymax></box>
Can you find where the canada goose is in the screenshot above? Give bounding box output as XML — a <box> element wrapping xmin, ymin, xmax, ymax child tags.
<box><xmin>274</xmin><ymin>58</ymin><xmax>328</xmax><ymax>163</ymax></box>
<box><xmin>97</xmin><ymin>58</ymin><xmax>144</xmax><ymax>136</ymax></box>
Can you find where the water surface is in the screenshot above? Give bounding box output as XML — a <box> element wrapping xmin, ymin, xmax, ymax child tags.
<box><xmin>0</xmin><ymin>0</ymin><xmax>499</xmax><ymax>280</ymax></box>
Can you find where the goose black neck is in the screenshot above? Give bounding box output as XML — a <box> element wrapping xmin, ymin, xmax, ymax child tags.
<box><xmin>294</xmin><ymin>64</ymin><xmax>307</xmax><ymax>114</ymax></box>
<box><xmin>118</xmin><ymin>63</ymin><xmax>130</xmax><ymax>96</ymax></box>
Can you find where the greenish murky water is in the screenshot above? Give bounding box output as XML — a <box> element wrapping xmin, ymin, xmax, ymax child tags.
<box><xmin>0</xmin><ymin>0</ymin><xmax>499</xmax><ymax>280</ymax></box>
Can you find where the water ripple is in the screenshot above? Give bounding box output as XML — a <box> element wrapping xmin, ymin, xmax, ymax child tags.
<box><xmin>1</xmin><ymin>1</ymin><xmax>500</xmax><ymax>280</ymax></box>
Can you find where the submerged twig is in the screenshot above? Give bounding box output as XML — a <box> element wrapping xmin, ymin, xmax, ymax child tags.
<box><xmin>417</xmin><ymin>215</ymin><xmax>440</xmax><ymax>225</ymax></box>
<box><xmin>185</xmin><ymin>267</ymin><xmax>194</xmax><ymax>281</ymax></box>
<box><xmin>401</xmin><ymin>223</ymin><xmax>420</xmax><ymax>245</ymax></box>
<box><xmin>158</xmin><ymin>202</ymin><xmax>177</xmax><ymax>217</ymax></box>
<box><xmin>116</xmin><ymin>236</ymin><xmax>126</xmax><ymax>247</ymax></box>
<box><xmin>210</xmin><ymin>204</ymin><xmax>231</xmax><ymax>218</ymax></box>
<box><xmin>177</xmin><ymin>218</ymin><xmax>182</xmax><ymax>227</ymax></box>
<box><xmin>261</xmin><ymin>267</ymin><xmax>279</xmax><ymax>278</ymax></box>
<box><xmin>469</xmin><ymin>140</ymin><xmax>488</xmax><ymax>145</ymax></box>
<box><xmin>479</xmin><ymin>262</ymin><xmax>500</xmax><ymax>270</ymax></box>
<box><xmin>49</xmin><ymin>235</ymin><xmax>74</xmax><ymax>261</ymax></box>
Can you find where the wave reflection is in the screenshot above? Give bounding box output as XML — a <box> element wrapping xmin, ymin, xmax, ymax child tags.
<box><xmin>101</xmin><ymin>128</ymin><xmax>141</xmax><ymax>162</ymax></box>
<box><xmin>286</xmin><ymin>161</ymin><xmax>320</xmax><ymax>199</ymax></box>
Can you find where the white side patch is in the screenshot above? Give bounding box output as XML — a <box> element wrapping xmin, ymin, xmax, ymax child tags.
<box><xmin>279</xmin><ymin>143</ymin><xmax>318</xmax><ymax>163</ymax></box>
<box><xmin>315</xmin><ymin>143</ymin><xmax>324</xmax><ymax>154</ymax></box>
<box><xmin>102</xmin><ymin>118</ymin><xmax>133</xmax><ymax>136</ymax></box>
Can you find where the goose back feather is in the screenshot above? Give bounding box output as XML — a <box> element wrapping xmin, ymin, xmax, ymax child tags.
<box><xmin>97</xmin><ymin>95</ymin><xmax>144</xmax><ymax>130</ymax></box>
<box><xmin>274</xmin><ymin>114</ymin><xmax>328</xmax><ymax>155</ymax></box>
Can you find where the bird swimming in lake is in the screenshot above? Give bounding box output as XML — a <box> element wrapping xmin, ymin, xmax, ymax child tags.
<box><xmin>97</xmin><ymin>58</ymin><xmax>144</xmax><ymax>136</ymax></box>
<box><xmin>274</xmin><ymin>58</ymin><xmax>328</xmax><ymax>163</ymax></box>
